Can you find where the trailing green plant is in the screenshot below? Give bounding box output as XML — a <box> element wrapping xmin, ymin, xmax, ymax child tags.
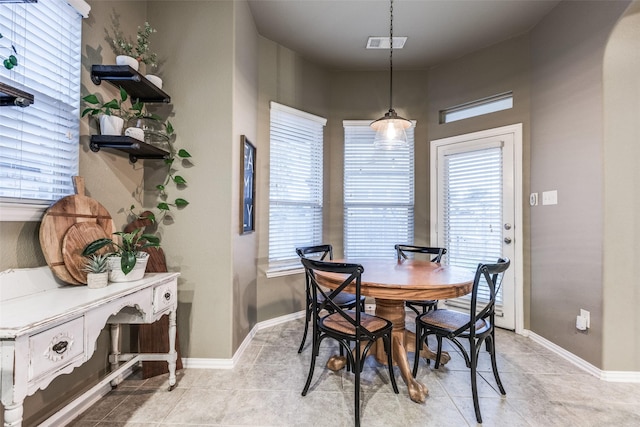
<box><xmin>82</xmin><ymin>253</ymin><xmax>109</xmax><ymax>274</ymax></box>
<box><xmin>109</xmin><ymin>21</ymin><xmax>158</xmax><ymax>67</ymax></box>
<box><xmin>126</xmin><ymin>100</ymin><xmax>193</xmax><ymax>219</ymax></box>
<box><xmin>81</xmin><ymin>86</ymin><xmax>129</xmax><ymax>118</ymax></box>
<box><xmin>0</xmin><ymin>33</ymin><xmax>18</xmax><ymax>70</ymax></box>
<box><xmin>82</xmin><ymin>228</ymin><xmax>160</xmax><ymax>275</ymax></box>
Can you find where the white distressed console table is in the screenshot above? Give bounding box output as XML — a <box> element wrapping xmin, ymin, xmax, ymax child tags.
<box><xmin>0</xmin><ymin>267</ymin><xmax>179</xmax><ymax>427</ymax></box>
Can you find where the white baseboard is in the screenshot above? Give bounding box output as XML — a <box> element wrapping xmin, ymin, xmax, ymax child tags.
<box><xmin>524</xmin><ymin>329</ymin><xmax>640</xmax><ymax>383</ymax></box>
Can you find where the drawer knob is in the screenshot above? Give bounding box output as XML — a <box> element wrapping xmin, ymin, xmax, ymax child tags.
<box><xmin>164</xmin><ymin>291</ymin><xmax>171</xmax><ymax>301</ymax></box>
<box><xmin>52</xmin><ymin>340</ymin><xmax>68</xmax><ymax>354</ymax></box>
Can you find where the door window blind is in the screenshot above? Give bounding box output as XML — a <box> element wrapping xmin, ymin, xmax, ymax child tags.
<box><xmin>0</xmin><ymin>0</ymin><xmax>84</xmax><ymax>219</ymax></box>
<box><xmin>268</xmin><ymin>102</ymin><xmax>326</xmax><ymax>271</ymax></box>
<box><xmin>343</xmin><ymin>120</ymin><xmax>415</xmax><ymax>259</ymax></box>
<box><xmin>442</xmin><ymin>147</ymin><xmax>504</xmax><ymax>313</ymax></box>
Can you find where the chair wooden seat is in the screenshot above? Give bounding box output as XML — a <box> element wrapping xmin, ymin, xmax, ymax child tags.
<box><xmin>322</xmin><ymin>310</ymin><xmax>390</xmax><ymax>335</ymax></box>
<box><xmin>417</xmin><ymin>309</ymin><xmax>488</xmax><ymax>334</ymax></box>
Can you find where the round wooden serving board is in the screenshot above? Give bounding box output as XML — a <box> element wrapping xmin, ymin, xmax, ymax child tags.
<box><xmin>39</xmin><ymin>177</ymin><xmax>115</xmax><ymax>285</ymax></box>
<box><xmin>62</xmin><ymin>222</ymin><xmax>110</xmax><ymax>284</ymax></box>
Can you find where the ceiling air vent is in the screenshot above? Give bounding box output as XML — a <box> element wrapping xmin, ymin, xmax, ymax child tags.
<box><xmin>366</xmin><ymin>36</ymin><xmax>407</xmax><ymax>49</ymax></box>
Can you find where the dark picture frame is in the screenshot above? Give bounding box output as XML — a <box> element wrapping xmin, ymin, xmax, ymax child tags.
<box><xmin>241</xmin><ymin>135</ymin><xmax>256</xmax><ymax>234</ymax></box>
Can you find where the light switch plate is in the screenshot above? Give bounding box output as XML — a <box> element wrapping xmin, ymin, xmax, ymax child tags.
<box><xmin>542</xmin><ymin>190</ymin><xmax>558</xmax><ymax>205</ymax></box>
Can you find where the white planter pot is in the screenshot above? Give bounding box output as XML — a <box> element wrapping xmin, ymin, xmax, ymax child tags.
<box><xmin>86</xmin><ymin>272</ymin><xmax>108</xmax><ymax>289</ymax></box>
<box><xmin>99</xmin><ymin>115</ymin><xmax>124</xmax><ymax>136</ymax></box>
<box><xmin>124</xmin><ymin>126</ymin><xmax>145</xmax><ymax>141</ymax></box>
<box><xmin>108</xmin><ymin>252</ymin><xmax>149</xmax><ymax>282</ymax></box>
<box><xmin>144</xmin><ymin>74</ymin><xmax>162</xmax><ymax>89</ymax></box>
<box><xmin>116</xmin><ymin>55</ymin><xmax>139</xmax><ymax>71</ymax></box>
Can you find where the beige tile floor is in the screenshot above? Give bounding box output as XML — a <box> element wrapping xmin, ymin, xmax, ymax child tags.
<box><xmin>71</xmin><ymin>315</ymin><xmax>640</xmax><ymax>426</ymax></box>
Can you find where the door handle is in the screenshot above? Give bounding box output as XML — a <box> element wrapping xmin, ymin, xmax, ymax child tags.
<box><xmin>504</xmin><ymin>237</ymin><xmax>512</xmax><ymax>244</ymax></box>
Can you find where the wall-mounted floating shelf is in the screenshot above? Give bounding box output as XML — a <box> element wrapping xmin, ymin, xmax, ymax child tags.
<box><xmin>0</xmin><ymin>82</ymin><xmax>34</xmax><ymax>107</ymax></box>
<box><xmin>90</xmin><ymin>135</ymin><xmax>170</xmax><ymax>163</ymax></box>
<box><xmin>90</xmin><ymin>65</ymin><xmax>171</xmax><ymax>103</ymax></box>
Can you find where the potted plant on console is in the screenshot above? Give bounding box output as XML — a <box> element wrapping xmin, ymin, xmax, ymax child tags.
<box><xmin>83</xmin><ymin>254</ymin><xmax>109</xmax><ymax>289</ymax></box>
<box><xmin>82</xmin><ymin>228</ymin><xmax>160</xmax><ymax>282</ymax></box>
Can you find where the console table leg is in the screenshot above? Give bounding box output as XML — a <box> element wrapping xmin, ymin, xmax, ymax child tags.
<box><xmin>109</xmin><ymin>324</ymin><xmax>121</xmax><ymax>387</ymax></box>
<box><xmin>3</xmin><ymin>401</ymin><xmax>23</xmax><ymax>427</ymax></box>
<box><xmin>167</xmin><ymin>310</ymin><xmax>177</xmax><ymax>390</ymax></box>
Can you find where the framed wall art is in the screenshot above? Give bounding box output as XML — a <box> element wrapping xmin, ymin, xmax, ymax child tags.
<box><xmin>241</xmin><ymin>135</ymin><xmax>256</xmax><ymax>234</ymax></box>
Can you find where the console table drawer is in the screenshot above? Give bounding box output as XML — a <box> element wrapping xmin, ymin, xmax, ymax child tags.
<box><xmin>29</xmin><ymin>316</ymin><xmax>84</xmax><ymax>381</ymax></box>
<box><xmin>153</xmin><ymin>281</ymin><xmax>176</xmax><ymax>314</ymax></box>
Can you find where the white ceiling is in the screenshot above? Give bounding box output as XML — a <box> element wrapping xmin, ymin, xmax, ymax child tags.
<box><xmin>247</xmin><ymin>0</ymin><xmax>561</xmax><ymax>70</ymax></box>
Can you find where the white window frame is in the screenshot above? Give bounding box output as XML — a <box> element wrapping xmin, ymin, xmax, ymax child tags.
<box><xmin>267</xmin><ymin>102</ymin><xmax>326</xmax><ymax>277</ymax></box>
<box><xmin>343</xmin><ymin>120</ymin><xmax>415</xmax><ymax>259</ymax></box>
<box><xmin>0</xmin><ymin>0</ymin><xmax>89</xmax><ymax>222</ymax></box>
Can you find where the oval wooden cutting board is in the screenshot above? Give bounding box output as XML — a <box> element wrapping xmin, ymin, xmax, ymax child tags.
<box><xmin>62</xmin><ymin>222</ymin><xmax>111</xmax><ymax>284</ymax></box>
<box><xmin>39</xmin><ymin>177</ymin><xmax>115</xmax><ymax>285</ymax></box>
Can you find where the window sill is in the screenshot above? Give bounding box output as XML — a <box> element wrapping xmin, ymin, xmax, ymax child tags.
<box><xmin>0</xmin><ymin>202</ymin><xmax>47</xmax><ymax>222</ymax></box>
<box><xmin>265</xmin><ymin>265</ymin><xmax>304</xmax><ymax>279</ymax></box>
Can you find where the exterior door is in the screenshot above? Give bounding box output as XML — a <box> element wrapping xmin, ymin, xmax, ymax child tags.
<box><xmin>430</xmin><ymin>124</ymin><xmax>523</xmax><ymax>331</ymax></box>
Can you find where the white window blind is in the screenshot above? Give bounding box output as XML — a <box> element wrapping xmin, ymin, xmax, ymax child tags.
<box><xmin>0</xmin><ymin>0</ymin><xmax>84</xmax><ymax>219</ymax></box>
<box><xmin>442</xmin><ymin>147</ymin><xmax>504</xmax><ymax>314</ymax></box>
<box><xmin>343</xmin><ymin>120</ymin><xmax>415</xmax><ymax>259</ymax></box>
<box><xmin>268</xmin><ymin>102</ymin><xmax>326</xmax><ymax>271</ymax></box>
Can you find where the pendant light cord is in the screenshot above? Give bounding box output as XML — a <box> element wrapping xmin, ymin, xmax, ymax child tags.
<box><xmin>389</xmin><ymin>0</ymin><xmax>394</xmax><ymax>112</ymax></box>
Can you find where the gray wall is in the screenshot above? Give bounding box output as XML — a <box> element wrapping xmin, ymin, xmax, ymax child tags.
<box><xmin>603</xmin><ymin>2</ymin><xmax>640</xmax><ymax>371</ymax></box>
<box><xmin>529</xmin><ymin>0</ymin><xmax>630</xmax><ymax>367</ymax></box>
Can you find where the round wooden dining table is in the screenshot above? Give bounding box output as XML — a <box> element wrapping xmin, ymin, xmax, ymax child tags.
<box><xmin>315</xmin><ymin>258</ymin><xmax>475</xmax><ymax>403</ymax></box>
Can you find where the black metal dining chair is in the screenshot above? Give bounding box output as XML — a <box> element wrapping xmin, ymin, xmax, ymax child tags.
<box><xmin>300</xmin><ymin>257</ymin><xmax>398</xmax><ymax>427</ymax></box>
<box><xmin>412</xmin><ymin>257</ymin><xmax>510</xmax><ymax>424</ymax></box>
<box><xmin>296</xmin><ymin>244</ymin><xmax>365</xmax><ymax>353</ymax></box>
<box><xmin>395</xmin><ymin>244</ymin><xmax>447</xmax><ymax>315</ymax></box>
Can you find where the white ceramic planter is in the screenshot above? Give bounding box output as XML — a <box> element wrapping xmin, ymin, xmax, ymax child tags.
<box><xmin>99</xmin><ymin>115</ymin><xmax>124</xmax><ymax>136</ymax></box>
<box><xmin>116</xmin><ymin>55</ymin><xmax>139</xmax><ymax>71</ymax></box>
<box><xmin>145</xmin><ymin>74</ymin><xmax>163</xmax><ymax>89</ymax></box>
<box><xmin>108</xmin><ymin>252</ymin><xmax>149</xmax><ymax>282</ymax></box>
<box><xmin>124</xmin><ymin>126</ymin><xmax>145</xmax><ymax>141</ymax></box>
<box><xmin>86</xmin><ymin>272</ymin><xmax>108</xmax><ymax>289</ymax></box>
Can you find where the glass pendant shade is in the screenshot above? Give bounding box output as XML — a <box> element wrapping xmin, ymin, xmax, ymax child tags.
<box><xmin>371</xmin><ymin>109</ymin><xmax>412</xmax><ymax>149</ymax></box>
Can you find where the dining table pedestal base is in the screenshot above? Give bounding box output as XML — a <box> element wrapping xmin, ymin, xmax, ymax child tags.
<box><xmin>325</xmin><ymin>298</ymin><xmax>451</xmax><ymax>403</ymax></box>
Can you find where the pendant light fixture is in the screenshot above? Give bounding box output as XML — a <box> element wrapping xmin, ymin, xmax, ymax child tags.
<box><xmin>370</xmin><ymin>0</ymin><xmax>412</xmax><ymax>149</ymax></box>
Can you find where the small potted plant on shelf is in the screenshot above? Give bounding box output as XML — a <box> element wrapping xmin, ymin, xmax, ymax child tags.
<box><xmin>81</xmin><ymin>86</ymin><xmax>129</xmax><ymax>135</ymax></box>
<box><xmin>83</xmin><ymin>253</ymin><xmax>109</xmax><ymax>289</ymax></box>
<box><xmin>109</xmin><ymin>21</ymin><xmax>158</xmax><ymax>76</ymax></box>
<box><xmin>82</xmin><ymin>228</ymin><xmax>160</xmax><ymax>282</ymax></box>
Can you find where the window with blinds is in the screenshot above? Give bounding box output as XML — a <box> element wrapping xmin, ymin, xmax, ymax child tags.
<box><xmin>0</xmin><ymin>0</ymin><xmax>85</xmax><ymax>221</ymax></box>
<box><xmin>441</xmin><ymin>146</ymin><xmax>504</xmax><ymax>314</ymax></box>
<box><xmin>343</xmin><ymin>120</ymin><xmax>415</xmax><ymax>259</ymax></box>
<box><xmin>268</xmin><ymin>102</ymin><xmax>326</xmax><ymax>273</ymax></box>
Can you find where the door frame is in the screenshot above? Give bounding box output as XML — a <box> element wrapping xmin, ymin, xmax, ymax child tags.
<box><xmin>429</xmin><ymin>123</ymin><xmax>524</xmax><ymax>334</ymax></box>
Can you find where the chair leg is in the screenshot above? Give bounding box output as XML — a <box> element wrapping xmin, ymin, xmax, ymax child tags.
<box><xmin>302</xmin><ymin>331</ymin><xmax>320</xmax><ymax>396</ymax></box>
<box><xmin>470</xmin><ymin>342</ymin><xmax>482</xmax><ymax>424</ymax></box>
<box><xmin>412</xmin><ymin>321</ymin><xmax>422</xmax><ymax>377</ymax></box>
<box><xmin>488</xmin><ymin>335</ymin><xmax>506</xmax><ymax>395</ymax></box>
<box><xmin>297</xmin><ymin>306</ymin><xmax>311</xmax><ymax>353</ymax></box>
<box><xmin>383</xmin><ymin>334</ymin><xmax>399</xmax><ymax>393</ymax></box>
<box><xmin>434</xmin><ymin>336</ymin><xmax>443</xmax><ymax>369</ymax></box>
<box><xmin>354</xmin><ymin>338</ymin><xmax>361</xmax><ymax>427</ymax></box>
<box><xmin>406</xmin><ymin>302</ymin><xmax>420</xmax><ymax>316</ymax></box>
